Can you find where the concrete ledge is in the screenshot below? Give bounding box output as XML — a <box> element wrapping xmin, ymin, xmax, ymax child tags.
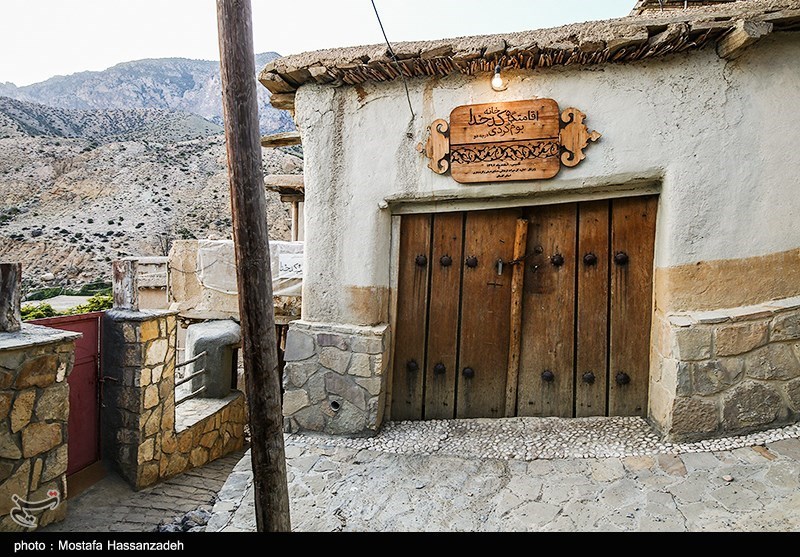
<box><xmin>104</xmin><ymin>308</ymin><xmax>179</xmax><ymax>323</ymax></box>
<box><xmin>0</xmin><ymin>324</ymin><xmax>81</xmax><ymax>351</ymax></box>
<box><xmin>176</xmin><ymin>393</ymin><xmax>243</xmax><ymax>433</ymax></box>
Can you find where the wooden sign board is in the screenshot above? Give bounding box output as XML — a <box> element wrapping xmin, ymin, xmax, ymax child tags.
<box><xmin>418</xmin><ymin>98</ymin><xmax>600</xmax><ymax>184</ymax></box>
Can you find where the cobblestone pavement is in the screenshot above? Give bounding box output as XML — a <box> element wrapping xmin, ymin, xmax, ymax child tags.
<box><xmin>209</xmin><ymin>418</ymin><xmax>800</xmax><ymax>532</ymax></box>
<box><xmin>43</xmin><ymin>449</ymin><xmax>246</xmax><ymax>532</ymax></box>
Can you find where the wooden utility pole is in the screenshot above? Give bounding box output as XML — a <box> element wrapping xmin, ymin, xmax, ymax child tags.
<box><xmin>216</xmin><ymin>0</ymin><xmax>291</xmax><ymax>532</ymax></box>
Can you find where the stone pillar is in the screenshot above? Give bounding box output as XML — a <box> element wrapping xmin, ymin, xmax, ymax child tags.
<box><xmin>102</xmin><ymin>308</ymin><xmax>247</xmax><ymax>490</ymax></box>
<box><xmin>281</xmin><ymin>321</ymin><xmax>389</xmax><ymax>436</ymax></box>
<box><xmin>101</xmin><ymin>309</ymin><xmax>177</xmax><ymax>489</ymax></box>
<box><xmin>0</xmin><ymin>325</ymin><xmax>80</xmax><ymax>531</ymax></box>
<box><xmin>112</xmin><ymin>259</ymin><xmax>139</xmax><ymax>311</ymax></box>
<box><xmin>0</xmin><ymin>263</ymin><xmax>21</xmax><ymax>333</ymax></box>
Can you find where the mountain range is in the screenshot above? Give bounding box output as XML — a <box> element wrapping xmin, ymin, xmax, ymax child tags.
<box><xmin>0</xmin><ymin>53</ymin><xmax>293</xmax><ymax>135</ymax></box>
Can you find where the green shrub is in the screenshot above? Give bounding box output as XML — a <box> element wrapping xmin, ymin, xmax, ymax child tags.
<box><xmin>68</xmin><ymin>294</ymin><xmax>113</xmax><ymax>314</ymax></box>
<box><xmin>24</xmin><ymin>287</ymin><xmax>63</xmax><ymax>301</ymax></box>
<box><xmin>21</xmin><ymin>303</ymin><xmax>58</xmax><ymax>320</ymax></box>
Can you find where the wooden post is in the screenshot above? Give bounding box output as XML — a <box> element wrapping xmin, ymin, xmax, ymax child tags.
<box><xmin>112</xmin><ymin>259</ymin><xmax>139</xmax><ymax>311</ymax></box>
<box><xmin>504</xmin><ymin>219</ymin><xmax>528</xmax><ymax>417</ymax></box>
<box><xmin>0</xmin><ymin>262</ymin><xmax>22</xmax><ymax>333</ymax></box>
<box><xmin>291</xmin><ymin>200</ymin><xmax>299</xmax><ymax>242</ymax></box>
<box><xmin>216</xmin><ymin>0</ymin><xmax>291</xmax><ymax>532</ymax></box>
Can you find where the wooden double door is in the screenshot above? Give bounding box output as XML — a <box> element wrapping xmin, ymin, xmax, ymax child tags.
<box><xmin>391</xmin><ymin>195</ymin><xmax>657</xmax><ymax>420</ymax></box>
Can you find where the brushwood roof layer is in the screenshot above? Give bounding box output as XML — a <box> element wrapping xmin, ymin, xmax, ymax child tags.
<box><xmin>259</xmin><ymin>0</ymin><xmax>799</xmax><ymax>94</ymax></box>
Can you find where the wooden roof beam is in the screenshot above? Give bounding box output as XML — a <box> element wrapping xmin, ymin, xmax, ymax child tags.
<box><xmin>716</xmin><ymin>19</ymin><xmax>773</xmax><ymax>59</ymax></box>
<box><xmin>269</xmin><ymin>93</ymin><xmax>295</xmax><ymax>111</ymax></box>
<box><xmin>264</xmin><ymin>174</ymin><xmax>304</xmax><ymax>193</ymax></box>
<box><xmin>260</xmin><ymin>131</ymin><xmax>302</xmax><ymax>148</ymax></box>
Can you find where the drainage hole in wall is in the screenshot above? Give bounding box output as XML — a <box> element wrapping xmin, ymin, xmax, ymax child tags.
<box><xmin>330</xmin><ymin>400</ymin><xmax>341</xmax><ymax>412</ymax></box>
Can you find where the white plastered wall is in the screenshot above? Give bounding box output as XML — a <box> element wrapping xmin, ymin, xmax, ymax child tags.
<box><xmin>295</xmin><ymin>35</ymin><xmax>800</xmax><ymax>327</ymax></box>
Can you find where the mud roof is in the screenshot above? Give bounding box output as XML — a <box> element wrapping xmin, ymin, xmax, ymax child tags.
<box><xmin>259</xmin><ymin>0</ymin><xmax>799</xmax><ymax>95</ymax></box>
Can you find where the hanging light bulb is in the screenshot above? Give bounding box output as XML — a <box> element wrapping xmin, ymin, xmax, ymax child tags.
<box><xmin>491</xmin><ymin>64</ymin><xmax>507</xmax><ymax>92</ymax></box>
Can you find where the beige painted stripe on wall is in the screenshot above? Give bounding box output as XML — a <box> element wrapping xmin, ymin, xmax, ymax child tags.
<box><xmin>655</xmin><ymin>248</ymin><xmax>800</xmax><ymax>313</ymax></box>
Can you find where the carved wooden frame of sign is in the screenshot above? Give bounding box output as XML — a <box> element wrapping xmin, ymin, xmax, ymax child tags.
<box><xmin>417</xmin><ymin>99</ymin><xmax>600</xmax><ymax>184</ymax></box>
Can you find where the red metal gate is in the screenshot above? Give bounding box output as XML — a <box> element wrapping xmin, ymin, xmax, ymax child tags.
<box><xmin>31</xmin><ymin>312</ymin><xmax>102</xmax><ymax>476</ymax></box>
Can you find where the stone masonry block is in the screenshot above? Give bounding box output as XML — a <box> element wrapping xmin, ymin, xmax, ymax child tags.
<box><xmin>722</xmin><ymin>381</ymin><xmax>785</xmax><ymax>430</ymax></box>
<box><xmin>370</xmin><ymin>354</ymin><xmax>385</xmax><ymax>376</ymax></box>
<box><xmin>294</xmin><ymin>405</ymin><xmax>325</xmax><ymax>430</ymax></box>
<box><xmin>0</xmin><ymin>349</ymin><xmax>26</xmax><ymax>371</ymax></box>
<box><xmin>682</xmin><ymin>358</ymin><xmax>744</xmax><ymax>396</ymax></box>
<box><xmin>348</xmin><ymin>353</ymin><xmax>371</xmax><ymax>377</ymax></box>
<box><xmin>324</xmin><ymin>372</ymin><xmax>366</xmax><ymax>410</ymax></box>
<box><xmin>42</xmin><ymin>445</ymin><xmax>68</xmax><ymax>482</ymax></box>
<box><xmin>319</xmin><ymin>347</ymin><xmax>350</xmax><ymax>374</ymax></box>
<box><xmin>0</xmin><ymin>427</ymin><xmax>21</xmax><ymax>459</ymax></box>
<box><xmin>785</xmin><ymin>377</ymin><xmax>800</xmax><ymax>411</ymax></box>
<box><xmin>122</xmin><ymin>344</ymin><xmax>143</xmax><ymax>367</ymax></box>
<box><xmin>140</xmin><ymin>320</ymin><xmax>160</xmax><ymax>343</ymax></box>
<box><xmin>771</xmin><ymin>312</ymin><xmax>800</xmax><ymax>342</ymax></box>
<box><xmin>743</xmin><ymin>343</ymin><xmax>800</xmax><ymax>381</ymax></box>
<box><xmin>15</xmin><ymin>355</ymin><xmax>57</xmax><ymax>389</ymax></box>
<box><xmin>35</xmin><ymin>382</ymin><xmax>69</xmax><ymax>422</ymax></box>
<box><xmin>715</xmin><ymin>321</ymin><xmax>768</xmax><ymax>356</ymax></box>
<box><xmin>326</xmin><ymin>399</ymin><xmax>366</xmax><ymax>435</ymax></box>
<box><xmin>316</xmin><ymin>333</ymin><xmax>349</xmax><ymax>351</ymax></box>
<box><xmin>350</xmin><ymin>335</ymin><xmax>383</xmax><ymax>354</ymax></box>
<box><xmin>0</xmin><ymin>392</ymin><xmax>11</xmax><ymax>420</ymax></box>
<box><xmin>356</xmin><ymin>377</ymin><xmax>383</xmax><ymax>396</ymax></box>
<box><xmin>146</xmin><ymin>339</ymin><xmax>169</xmax><ymax>366</ymax></box>
<box><xmin>282</xmin><ymin>389</ymin><xmax>310</xmax><ymax>416</ymax></box>
<box><xmin>10</xmin><ymin>389</ymin><xmax>36</xmax><ymax>433</ymax></box>
<box><xmin>21</xmin><ymin>422</ymin><xmax>62</xmax><ymax>458</ymax></box>
<box><xmin>143</xmin><ymin>385</ymin><xmax>159</xmax><ymax>409</ymax></box>
<box><xmin>285</xmin><ymin>361</ymin><xmax>315</xmax><ymax>389</ymax></box>
<box><xmin>122</xmin><ymin>323</ymin><xmax>138</xmax><ymax>343</ymax></box>
<box><xmin>672</xmin><ymin>326</ymin><xmax>713</xmax><ymax>361</ymax></box>
<box><xmin>306</xmin><ymin>373</ymin><xmax>327</xmax><ymax>404</ymax></box>
<box><xmin>669</xmin><ymin>397</ymin><xmax>718</xmax><ymax>437</ymax></box>
<box><xmin>284</xmin><ymin>330</ymin><xmax>315</xmax><ymax>362</ymax></box>
<box><xmin>137</xmin><ymin>437</ymin><xmax>155</xmax><ymax>464</ymax></box>
<box><xmin>0</xmin><ymin>461</ymin><xmax>29</xmax><ymax>515</ymax></box>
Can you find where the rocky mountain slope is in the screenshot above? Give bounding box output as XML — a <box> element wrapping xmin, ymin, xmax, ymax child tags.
<box><xmin>0</xmin><ymin>53</ymin><xmax>292</xmax><ymax>135</ymax></box>
<box><xmin>0</xmin><ymin>53</ymin><xmax>300</xmax><ymax>296</ymax></box>
<box><xmin>0</xmin><ymin>96</ymin><xmax>223</xmax><ymax>143</ymax></box>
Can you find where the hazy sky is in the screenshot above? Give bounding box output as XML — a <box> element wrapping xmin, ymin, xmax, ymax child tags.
<box><xmin>1</xmin><ymin>0</ymin><xmax>632</xmax><ymax>86</ymax></box>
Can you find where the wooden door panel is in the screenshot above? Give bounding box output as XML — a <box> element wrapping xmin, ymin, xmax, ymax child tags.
<box><xmin>575</xmin><ymin>201</ymin><xmax>610</xmax><ymax>417</ymax></box>
<box><xmin>609</xmin><ymin>196</ymin><xmax>657</xmax><ymax>416</ymax></box>
<box><xmin>391</xmin><ymin>214</ymin><xmax>432</xmax><ymax>421</ymax></box>
<box><xmin>456</xmin><ymin>210</ymin><xmax>518</xmax><ymax>418</ymax></box>
<box><xmin>518</xmin><ymin>203</ymin><xmax>577</xmax><ymax>417</ymax></box>
<box><xmin>425</xmin><ymin>212</ymin><xmax>464</xmax><ymax>419</ymax></box>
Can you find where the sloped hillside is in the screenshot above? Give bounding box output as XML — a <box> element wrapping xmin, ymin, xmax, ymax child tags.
<box><xmin>0</xmin><ymin>96</ymin><xmax>223</xmax><ymax>143</ymax></box>
<box><xmin>0</xmin><ymin>134</ymin><xmax>301</xmax><ymax>295</ymax></box>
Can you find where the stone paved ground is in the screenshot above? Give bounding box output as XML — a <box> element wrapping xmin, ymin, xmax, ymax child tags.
<box><xmin>42</xmin><ymin>449</ymin><xmax>246</xmax><ymax>532</ymax></box>
<box><xmin>210</xmin><ymin>419</ymin><xmax>800</xmax><ymax>532</ymax></box>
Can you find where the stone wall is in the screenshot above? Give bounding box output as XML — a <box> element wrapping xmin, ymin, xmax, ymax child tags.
<box><xmin>102</xmin><ymin>310</ymin><xmax>245</xmax><ymax>489</ymax></box>
<box><xmin>651</xmin><ymin>296</ymin><xmax>800</xmax><ymax>441</ymax></box>
<box><xmin>282</xmin><ymin>321</ymin><xmax>389</xmax><ymax>436</ymax></box>
<box><xmin>0</xmin><ymin>325</ymin><xmax>79</xmax><ymax>531</ymax></box>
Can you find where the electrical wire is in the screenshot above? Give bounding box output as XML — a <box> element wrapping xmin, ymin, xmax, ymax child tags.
<box><xmin>370</xmin><ymin>0</ymin><xmax>414</xmax><ymax>119</ymax></box>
